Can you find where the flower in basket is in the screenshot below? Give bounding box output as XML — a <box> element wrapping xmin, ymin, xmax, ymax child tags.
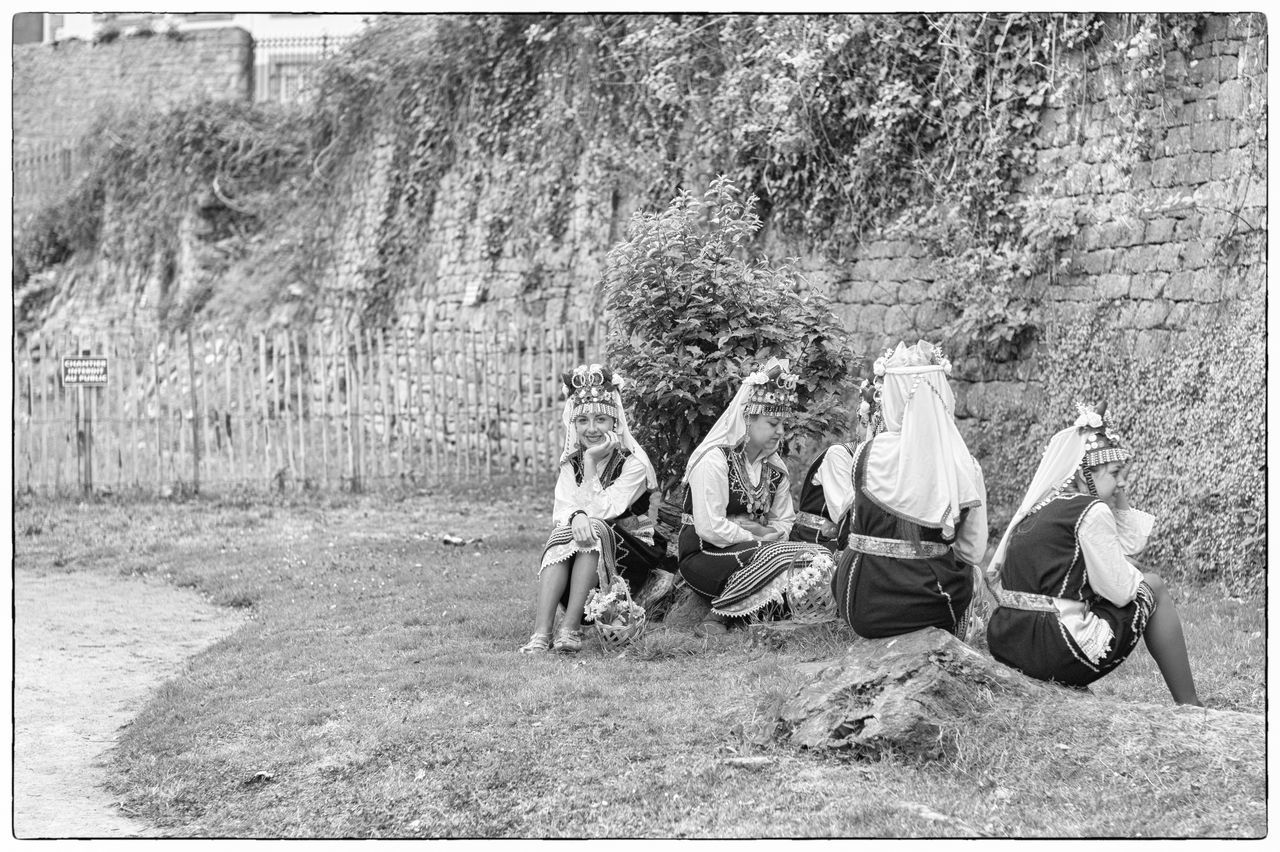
<box><xmin>584</xmin><ymin>577</ymin><xmax>644</xmax><ymax>626</ymax></box>
<box><xmin>787</xmin><ymin>552</ymin><xmax>835</xmax><ymax>599</ymax></box>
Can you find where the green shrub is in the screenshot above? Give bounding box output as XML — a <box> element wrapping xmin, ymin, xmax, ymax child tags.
<box><xmin>604</xmin><ymin>177</ymin><xmax>860</xmax><ymax>492</ymax></box>
<box><xmin>981</xmin><ymin>282</ymin><xmax>1265</xmax><ymax>593</ymax></box>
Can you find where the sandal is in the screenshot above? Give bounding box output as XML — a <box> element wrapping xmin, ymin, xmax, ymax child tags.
<box><xmin>518</xmin><ymin>632</ymin><xmax>552</xmax><ymax>654</ymax></box>
<box><xmin>553</xmin><ymin>627</ymin><xmax>586</xmax><ymax>653</ymax></box>
<box><xmin>694</xmin><ymin>618</ymin><xmax>729</xmax><ymax>637</ymax></box>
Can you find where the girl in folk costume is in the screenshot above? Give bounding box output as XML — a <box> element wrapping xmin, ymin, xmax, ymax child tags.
<box><xmin>985</xmin><ymin>404</ymin><xmax>1202</xmax><ymax>705</ymax></box>
<box><xmin>519</xmin><ymin>364</ymin><xmax>664</xmax><ymax>654</ymax></box>
<box><xmin>678</xmin><ymin>358</ymin><xmax>836</xmax><ymax>635</ymax></box>
<box><xmin>831</xmin><ymin>340</ymin><xmax>989</xmax><ymax>638</ymax></box>
<box><xmin>788</xmin><ymin>380</ymin><xmax>880</xmax><ymax>552</ymax></box>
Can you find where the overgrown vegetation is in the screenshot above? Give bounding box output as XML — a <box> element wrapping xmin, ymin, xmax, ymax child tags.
<box><xmin>604</xmin><ymin>178</ymin><xmax>859</xmax><ymax>490</ymax></box>
<box><xmin>13</xmin><ymin>99</ymin><xmax>326</xmax><ymax>330</ymax></box>
<box><xmin>17</xmin><ymin>12</ymin><xmax>1213</xmax><ymax>342</ymax></box>
<box><xmin>13</xmin><ymin>493</ymin><xmax>1266</xmax><ymax>837</ymax></box>
<box><xmin>12</xmin><ymin>13</ymin><xmax>1262</xmax><ymax>588</ymax></box>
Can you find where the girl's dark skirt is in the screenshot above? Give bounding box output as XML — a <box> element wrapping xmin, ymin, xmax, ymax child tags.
<box><xmin>986</xmin><ymin>581</ymin><xmax>1156</xmax><ymax>687</ymax></box>
<box><xmin>832</xmin><ymin>549</ymin><xmax>974</xmax><ymax>638</ymax></box>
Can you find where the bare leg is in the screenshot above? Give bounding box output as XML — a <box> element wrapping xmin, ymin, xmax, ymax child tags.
<box><xmin>561</xmin><ymin>551</ymin><xmax>601</xmax><ymax>632</ymax></box>
<box><xmin>533</xmin><ymin>561</ymin><xmax>570</xmax><ymax>636</ymax></box>
<box><xmin>1141</xmin><ymin>572</ymin><xmax>1203</xmax><ymax>706</ymax></box>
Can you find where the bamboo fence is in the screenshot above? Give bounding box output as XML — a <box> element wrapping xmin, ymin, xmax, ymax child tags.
<box><xmin>12</xmin><ymin>317</ymin><xmax>608</xmax><ymax>496</ymax></box>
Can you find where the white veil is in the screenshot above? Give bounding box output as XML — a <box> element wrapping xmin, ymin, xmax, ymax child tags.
<box><xmin>558</xmin><ymin>378</ymin><xmax>657</xmax><ymax>489</ymax></box>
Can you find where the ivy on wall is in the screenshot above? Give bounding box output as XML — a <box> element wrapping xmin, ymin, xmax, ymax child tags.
<box><xmin>18</xmin><ymin>12</ymin><xmax>1215</xmax><ymax>339</ymax></box>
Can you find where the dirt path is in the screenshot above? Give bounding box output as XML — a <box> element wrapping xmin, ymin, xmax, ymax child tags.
<box><xmin>13</xmin><ymin>568</ymin><xmax>245</xmax><ymax>838</ymax></box>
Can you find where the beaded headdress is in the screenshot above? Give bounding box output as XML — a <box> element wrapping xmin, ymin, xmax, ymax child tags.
<box><xmin>1076</xmin><ymin>402</ymin><xmax>1130</xmax><ymax>469</ymax></box>
<box><xmin>562</xmin><ymin>363</ymin><xmax>621</xmax><ymax>419</ymax></box>
<box><xmin>859</xmin><ymin>340</ymin><xmax>953</xmax><ymax>436</ymax></box>
<box><xmin>1074</xmin><ymin>402</ymin><xmax>1130</xmax><ymax>498</ymax></box>
<box><xmin>743</xmin><ymin>359</ymin><xmax>799</xmax><ymax>417</ymax></box>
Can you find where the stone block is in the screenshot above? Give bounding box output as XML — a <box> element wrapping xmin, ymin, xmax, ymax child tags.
<box><xmin>1174</xmin><ymin>215</ymin><xmax>1205</xmax><ymax>240</ymax></box>
<box><xmin>1166</xmin><ymin>302</ymin><xmax>1195</xmax><ymax>328</ymax></box>
<box><xmin>1144</xmin><ymin>218</ymin><xmax>1176</xmax><ymax>243</ymax></box>
<box><xmin>896</xmin><ymin>280</ymin><xmax>930</xmax><ymax>304</ymax></box>
<box><xmin>1163</xmin><ymin>125</ymin><xmax>1192</xmax><ymax>154</ymax></box>
<box><xmin>1116</xmin><ymin>246</ymin><xmax>1154</xmax><ymax>275</ymax></box>
<box><xmin>1076</xmin><ymin>250</ymin><xmax>1113</xmax><ymax>276</ymax></box>
<box><xmin>1216</xmin><ymin>79</ymin><xmax>1249</xmax><ymax>118</ymax></box>
<box><xmin>1181</xmin><ymin>240</ymin><xmax>1211</xmax><ymax>269</ymax></box>
<box><xmin>1150</xmin><ymin>157</ymin><xmax>1176</xmax><ymax>187</ymax></box>
<box><xmin>882</xmin><ymin>304</ymin><xmax>913</xmax><ymax>336</ymax></box>
<box><xmin>856</xmin><ymin>304</ymin><xmax>888</xmax><ymax>337</ymax></box>
<box><xmin>1129</xmin><ymin>273</ymin><xmax>1165</xmax><ymax>300</ymax></box>
<box><xmin>1154</xmin><ymin>243</ymin><xmax>1184</xmax><ymax>273</ymax></box>
<box><xmin>1192</xmin><ymin>120</ymin><xmax>1233</xmax><ymax>152</ymax></box>
<box><xmin>913</xmin><ymin>303</ymin><xmax>953</xmax><ymax>337</ymax></box>
<box><xmin>1163</xmin><ymin>271</ymin><xmax>1200</xmax><ymax>301</ymax></box>
<box><xmin>1133</xmin><ymin>299</ymin><xmax>1172</xmax><ymax>329</ymax></box>
<box><xmin>1094</xmin><ymin>273</ymin><xmax>1130</xmax><ymax>299</ymax></box>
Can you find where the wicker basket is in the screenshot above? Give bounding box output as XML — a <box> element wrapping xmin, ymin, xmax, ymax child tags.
<box><xmin>593</xmin><ymin>585</ymin><xmax>647</xmax><ymax>652</ymax></box>
<box><xmin>784</xmin><ymin>554</ymin><xmax>837</xmax><ymax>624</ymax></box>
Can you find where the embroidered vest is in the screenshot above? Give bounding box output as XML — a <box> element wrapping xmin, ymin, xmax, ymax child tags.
<box><xmin>998</xmin><ymin>493</ymin><xmax>1099</xmax><ymax>601</ymax></box>
<box><xmin>682</xmin><ymin>445</ymin><xmax>786</xmax><ymax>521</ymax></box>
<box><xmin>569</xmin><ymin>448</ymin><xmax>650</xmax><ymax>518</ymax></box>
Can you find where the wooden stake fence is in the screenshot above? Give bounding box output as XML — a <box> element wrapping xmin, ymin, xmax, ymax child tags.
<box><xmin>13</xmin><ymin>318</ymin><xmax>607</xmax><ymax>496</ymax></box>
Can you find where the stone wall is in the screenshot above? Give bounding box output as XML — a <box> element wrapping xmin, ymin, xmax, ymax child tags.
<box><xmin>824</xmin><ymin>13</ymin><xmax>1265</xmax><ymax>417</ymax></box>
<box><xmin>17</xmin><ymin>16</ymin><xmax>1267</xmax><ymax>505</ymax></box>
<box><xmin>12</xmin><ymin>28</ymin><xmax>253</xmax><ymax>150</ymax></box>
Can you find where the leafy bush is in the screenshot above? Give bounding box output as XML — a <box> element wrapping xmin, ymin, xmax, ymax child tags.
<box><xmin>604</xmin><ymin>177</ymin><xmax>860</xmax><ymax>492</ymax></box>
<box><xmin>984</xmin><ymin>282</ymin><xmax>1265</xmax><ymax>594</ymax></box>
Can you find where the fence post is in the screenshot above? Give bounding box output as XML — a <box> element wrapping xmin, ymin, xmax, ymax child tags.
<box><xmin>187</xmin><ymin>330</ymin><xmax>201</xmax><ymax>494</ymax></box>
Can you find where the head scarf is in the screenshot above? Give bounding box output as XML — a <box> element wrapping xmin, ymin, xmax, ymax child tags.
<box><xmin>861</xmin><ymin>340</ymin><xmax>985</xmax><ymax>539</ymax></box>
<box><xmin>558</xmin><ymin>364</ymin><xmax>657</xmax><ymax>489</ymax></box>
<box><xmin>681</xmin><ymin>357</ymin><xmax>794</xmax><ymax>484</ymax></box>
<box><xmin>988</xmin><ymin>403</ymin><xmax>1127</xmax><ymax>580</ymax></box>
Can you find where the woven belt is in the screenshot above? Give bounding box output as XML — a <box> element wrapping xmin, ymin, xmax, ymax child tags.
<box><xmin>794</xmin><ymin>511</ymin><xmax>837</xmax><ymax>535</ymax></box>
<box><xmin>846</xmin><ymin>533</ymin><xmax>948</xmax><ymax>559</ymax></box>
<box><xmin>993</xmin><ymin>588</ymin><xmax>1060</xmax><ymax>613</ymax></box>
<box><xmin>681</xmin><ymin>513</ymin><xmax>695</xmax><ymax>526</ymax></box>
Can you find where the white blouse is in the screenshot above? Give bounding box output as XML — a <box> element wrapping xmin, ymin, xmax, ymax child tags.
<box><xmin>686</xmin><ymin>449</ymin><xmax>796</xmax><ymax>547</ymax></box>
<box><xmin>551</xmin><ymin>452</ymin><xmax>650</xmax><ymax>527</ymax></box>
<box><xmin>824</xmin><ymin>441</ymin><xmax>988</xmax><ymax>567</ymax></box>
<box><xmin>1055</xmin><ymin>503</ymin><xmax>1154</xmax><ymax>663</ymax></box>
<box><xmin>812</xmin><ymin>444</ymin><xmax>856</xmax><ymax>523</ymax></box>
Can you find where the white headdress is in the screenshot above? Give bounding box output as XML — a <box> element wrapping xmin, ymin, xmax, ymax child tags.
<box><xmin>988</xmin><ymin>403</ymin><xmax>1129</xmax><ymax>580</ymax></box>
<box><xmin>558</xmin><ymin>363</ymin><xmax>657</xmax><ymax>488</ymax></box>
<box><xmin>681</xmin><ymin>357</ymin><xmax>798</xmax><ymax>484</ymax></box>
<box><xmin>860</xmin><ymin>340</ymin><xmax>984</xmax><ymax>539</ymax></box>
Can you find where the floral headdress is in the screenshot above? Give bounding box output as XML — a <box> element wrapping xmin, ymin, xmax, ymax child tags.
<box><xmin>557</xmin><ymin>363</ymin><xmax>657</xmax><ymax>488</ymax></box>
<box><xmin>742</xmin><ymin>358</ymin><xmax>800</xmax><ymax>417</ymax></box>
<box><xmin>681</xmin><ymin>356</ymin><xmax>797</xmax><ymax>484</ymax></box>
<box><xmin>1075</xmin><ymin>402</ymin><xmax>1130</xmax><ymax>470</ymax></box>
<box><xmin>860</xmin><ymin>340</ymin><xmax>953</xmax><ymax>436</ymax></box>
<box><xmin>562</xmin><ymin>363</ymin><xmax>624</xmax><ymax>419</ymax></box>
<box><xmin>1073</xmin><ymin>402</ymin><xmax>1130</xmax><ymax>498</ymax></box>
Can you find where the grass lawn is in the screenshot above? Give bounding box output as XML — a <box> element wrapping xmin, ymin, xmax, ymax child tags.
<box><xmin>13</xmin><ymin>485</ymin><xmax>1267</xmax><ymax>838</ymax></box>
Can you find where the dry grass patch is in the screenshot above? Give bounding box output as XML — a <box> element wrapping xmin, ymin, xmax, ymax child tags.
<box><xmin>12</xmin><ymin>488</ymin><xmax>1265</xmax><ymax>838</ymax></box>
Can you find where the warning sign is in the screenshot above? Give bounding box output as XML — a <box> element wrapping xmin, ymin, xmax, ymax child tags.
<box><xmin>62</xmin><ymin>357</ymin><xmax>108</xmax><ymax>386</ymax></box>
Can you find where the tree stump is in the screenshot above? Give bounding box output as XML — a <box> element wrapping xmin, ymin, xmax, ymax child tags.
<box><xmin>755</xmin><ymin>627</ymin><xmax>1057</xmax><ymax>759</ymax></box>
<box><xmin>754</xmin><ymin>627</ymin><xmax>1263</xmax><ymax>766</ymax></box>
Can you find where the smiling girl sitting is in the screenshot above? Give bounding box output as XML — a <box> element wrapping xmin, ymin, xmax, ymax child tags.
<box><xmin>519</xmin><ymin>364</ymin><xmax>664</xmax><ymax>654</ymax></box>
<box><xmin>985</xmin><ymin>404</ymin><xmax>1202</xmax><ymax>705</ymax></box>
